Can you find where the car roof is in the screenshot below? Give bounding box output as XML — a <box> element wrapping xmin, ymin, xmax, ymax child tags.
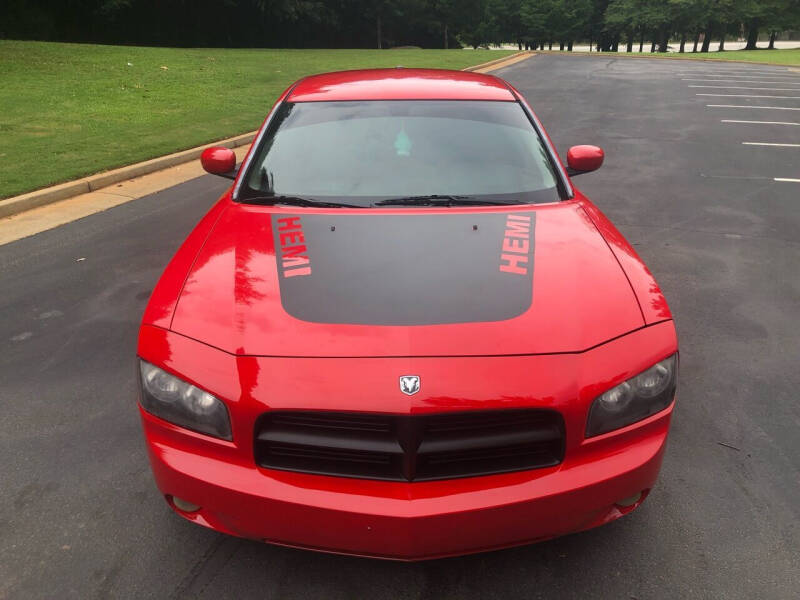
<box><xmin>286</xmin><ymin>68</ymin><xmax>517</xmax><ymax>102</ymax></box>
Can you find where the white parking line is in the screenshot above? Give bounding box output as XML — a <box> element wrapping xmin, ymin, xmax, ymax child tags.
<box><xmin>722</xmin><ymin>120</ymin><xmax>800</xmax><ymax>126</ymax></box>
<box><xmin>702</xmin><ymin>174</ymin><xmax>771</xmax><ymax>180</ymax></box>
<box><xmin>678</xmin><ymin>71</ymin><xmax>800</xmax><ymax>77</ymax></box>
<box><xmin>697</xmin><ymin>93</ymin><xmax>800</xmax><ymax>99</ymax></box>
<box><xmin>690</xmin><ymin>72</ymin><xmax>800</xmax><ymax>188</ymax></box>
<box><xmin>742</xmin><ymin>142</ymin><xmax>800</xmax><ymax>147</ymax></box>
<box><xmin>677</xmin><ymin>66</ymin><xmax>798</xmax><ymax>71</ymax></box>
<box><xmin>683</xmin><ymin>78</ymin><xmax>800</xmax><ymax>85</ymax></box>
<box><xmin>679</xmin><ymin>73</ymin><xmax>800</xmax><ymax>79</ymax></box>
<box><xmin>690</xmin><ymin>86</ymin><xmax>800</xmax><ymax>91</ymax></box>
<box><xmin>707</xmin><ymin>105</ymin><xmax>800</xmax><ymax>111</ymax></box>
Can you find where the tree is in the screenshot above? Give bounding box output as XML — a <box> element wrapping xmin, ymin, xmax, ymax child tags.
<box><xmin>485</xmin><ymin>0</ymin><xmax>524</xmax><ymax>48</ymax></box>
<box><xmin>458</xmin><ymin>0</ymin><xmax>495</xmax><ymax>49</ymax></box>
<box><xmin>752</xmin><ymin>0</ymin><xmax>800</xmax><ymax>50</ymax></box>
<box><xmin>587</xmin><ymin>0</ymin><xmax>612</xmax><ymax>51</ymax></box>
<box><xmin>547</xmin><ymin>0</ymin><xmax>591</xmax><ymax>50</ymax></box>
<box><xmin>4</xmin><ymin>0</ymin><xmax>798</xmax><ymax>53</ymax></box>
<box><xmin>428</xmin><ymin>0</ymin><xmax>458</xmax><ymax>48</ymax></box>
<box><xmin>520</xmin><ymin>0</ymin><xmax>551</xmax><ymax>50</ymax></box>
<box><xmin>605</xmin><ymin>0</ymin><xmax>637</xmax><ymax>50</ymax></box>
<box><xmin>667</xmin><ymin>0</ymin><xmax>707</xmax><ymax>53</ymax></box>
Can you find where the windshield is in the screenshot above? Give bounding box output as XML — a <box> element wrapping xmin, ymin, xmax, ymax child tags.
<box><xmin>239</xmin><ymin>100</ymin><xmax>564</xmax><ymax>207</ymax></box>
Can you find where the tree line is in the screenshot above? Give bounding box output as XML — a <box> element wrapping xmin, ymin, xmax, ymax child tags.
<box><xmin>2</xmin><ymin>0</ymin><xmax>798</xmax><ymax>51</ymax></box>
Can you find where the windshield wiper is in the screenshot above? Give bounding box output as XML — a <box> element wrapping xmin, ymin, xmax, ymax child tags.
<box><xmin>243</xmin><ymin>195</ymin><xmax>363</xmax><ymax>209</ymax></box>
<box><xmin>373</xmin><ymin>195</ymin><xmax>518</xmax><ymax>207</ymax></box>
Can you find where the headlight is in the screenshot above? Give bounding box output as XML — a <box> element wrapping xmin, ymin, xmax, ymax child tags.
<box><xmin>138</xmin><ymin>360</ymin><xmax>232</xmax><ymax>440</ymax></box>
<box><xmin>586</xmin><ymin>354</ymin><xmax>677</xmax><ymax>437</ymax></box>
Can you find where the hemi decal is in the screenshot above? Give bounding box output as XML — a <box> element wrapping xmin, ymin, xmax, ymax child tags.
<box><xmin>499</xmin><ymin>215</ymin><xmax>532</xmax><ymax>275</ymax></box>
<box><xmin>276</xmin><ymin>216</ymin><xmax>312</xmax><ymax>277</ymax></box>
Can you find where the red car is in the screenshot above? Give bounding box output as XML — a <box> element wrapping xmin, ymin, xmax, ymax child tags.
<box><xmin>137</xmin><ymin>68</ymin><xmax>678</xmax><ymax>560</ymax></box>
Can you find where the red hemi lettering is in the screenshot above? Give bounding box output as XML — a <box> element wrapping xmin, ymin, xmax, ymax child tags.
<box><xmin>277</xmin><ymin>217</ymin><xmax>311</xmax><ymax>277</ymax></box>
<box><xmin>499</xmin><ymin>214</ymin><xmax>531</xmax><ymax>275</ymax></box>
<box><xmin>280</xmin><ymin>230</ymin><xmax>304</xmax><ymax>245</ymax></box>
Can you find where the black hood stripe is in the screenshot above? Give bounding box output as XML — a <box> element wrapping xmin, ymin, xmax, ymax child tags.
<box><xmin>272</xmin><ymin>212</ymin><xmax>535</xmax><ymax>326</ymax></box>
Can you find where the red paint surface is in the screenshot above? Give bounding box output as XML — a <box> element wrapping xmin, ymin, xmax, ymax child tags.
<box><xmin>200</xmin><ymin>147</ymin><xmax>236</xmax><ymax>175</ymax></box>
<box><xmin>580</xmin><ymin>200</ymin><xmax>673</xmax><ymax>324</ymax></box>
<box><xmin>287</xmin><ymin>68</ymin><xmax>516</xmax><ymax>102</ymax></box>
<box><xmin>567</xmin><ymin>145</ymin><xmax>605</xmax><ymax>173</ymax></box>
<box><xmin>137</xmin><ymin>68</ymin><xmax>678</xmax><ymax>559</ymax></box>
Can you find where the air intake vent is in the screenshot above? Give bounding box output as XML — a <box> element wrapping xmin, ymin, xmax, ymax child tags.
<box><xmin>254</xmin><ymin>409</ymin><xmax>564</xmax><ymax>482</ymax></box>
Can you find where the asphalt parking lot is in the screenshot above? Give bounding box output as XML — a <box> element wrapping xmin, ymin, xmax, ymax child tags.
<box><xmin>1</xmin><ymin>54</ymin><xmax>799</xmax><ymax>599</ymax></box>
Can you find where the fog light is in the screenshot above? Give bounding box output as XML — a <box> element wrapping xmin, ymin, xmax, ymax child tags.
<box><xmin>616</xmin><ymin>492</ymin><xmax>643</xmax><ymax>508</ymax></box>
<box><xmin>171</xmin><ymin>496</ymin><xmax>201</xmax><ymax>513</ymax></box>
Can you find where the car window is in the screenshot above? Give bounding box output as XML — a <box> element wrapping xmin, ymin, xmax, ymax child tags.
<box><xmin>240</xmin><ymin>100</ymin><xmax>562</xmax><ymax>206</ymax></box>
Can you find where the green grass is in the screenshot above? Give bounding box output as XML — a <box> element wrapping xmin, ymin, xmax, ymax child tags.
<box><xmin>0</xmin><ymin>41</ymin><xmax>515</xmax><ymax>198</ymax></box>
<box><xmin>543</xmin><ymin>47</ymin><xmax>800</xmax><ymax>66</ymax></box>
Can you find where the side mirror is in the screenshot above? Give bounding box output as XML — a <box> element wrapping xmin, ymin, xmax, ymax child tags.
<box><xmin>566</xmin><ymin>145</ymin><xmax>604</xmax><ymax>176</ymax></box>
<box><xmin>201</xmin><ymin>147</ymin><xmax>237</xmax><ymax>180</ymax></box>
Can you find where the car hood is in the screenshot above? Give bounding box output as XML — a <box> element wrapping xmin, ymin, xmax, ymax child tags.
<box><xmin>170</xmin><ymin>202</ymin><xmax>644</xmax><ymax>357</ymax></box>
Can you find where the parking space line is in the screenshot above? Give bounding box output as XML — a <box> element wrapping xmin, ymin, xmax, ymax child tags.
<box><xmin>702</xmin><ymin>174</ymin><xmax>770</xmax><ymax>180</ymax></box>
<box><xmin>677</xmin><ymin>71</ymin><xmax>800</xmax><ymax>77</ymax></box>
<box><xmin>687</xmin><ymin>70</ymin><xmax>800</xmax><ymax>189</ymax></box>
<box><xmin>678</xmin><ymin>73</ymin><xmax>800</xmax><ymax>79</ymax></box>
<box><xmin>683</xmin><ymin>78</ymin><xmax>800</xmax><ymax>85</ymax></box>
<box><xmin>742</xmin><ymin>142</ymin><xmax>800</xmax><ymax>147</ymax></box>
<box><xmin>722</xmin><ymin>120</ymin><xmax>800</xmax><ymax>126</ymax></box>
<box><xmin>677</xmin><ymin>67</ymin><xmax>798</xmax><ymax>71</ymax></box>
<box><xmin>697</xmin><ymin>93</ymin><xmax>800</xmax><ymax>99</ymax></box>
<box><xmin>707</xmin><ymin>105</ymin><xmax>800</xmax><ymax>111</ymax></box>
<box><xmin>690</xmin><ymin>86</ymin><xmax>800</xmax><ymax>91</ymax></box>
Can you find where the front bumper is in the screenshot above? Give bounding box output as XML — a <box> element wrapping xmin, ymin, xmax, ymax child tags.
<box><xmin>142</xmin><ymin>403</ymin><xmax>670</xmax><ymax>560</ymax></box>
<box><xmin>138</xmin><ymin>320</ymin><xmax>677</xmax><ymax>560</ymax></box>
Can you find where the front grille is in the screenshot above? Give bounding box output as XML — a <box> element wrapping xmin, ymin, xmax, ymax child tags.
<box><xmin>254</xmin><ymin>409</ymin><xmax>564</xmax><ymax>482</ymax></box>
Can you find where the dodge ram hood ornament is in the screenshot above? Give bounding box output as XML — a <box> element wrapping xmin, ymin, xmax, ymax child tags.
<box><xmin>399</xmin><ymin>375</ymin><xmax>420</xmax><ymax>396</ymax></box>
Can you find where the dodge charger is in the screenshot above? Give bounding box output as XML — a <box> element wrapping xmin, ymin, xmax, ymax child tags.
<box><xmin>137</xmin><ymin>68</ymin><xmax>678</xmax><ymax>560</ymax></box>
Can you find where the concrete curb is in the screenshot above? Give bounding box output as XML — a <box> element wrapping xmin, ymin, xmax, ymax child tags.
<box><xmin>463</xmin><ymin>50</ymin><xmax>535</xmax><ymax>72</ymax></box>
<box><xmin>0</xmin><ymin>132</ymin><xmax>256</xmax><ymax>219</ymax></box>
<box><xmin>0</xmin><ymin>52</ymin><xmax>534</xmax><ymax>219</ymax></box>
<box><xmin>534</xmin><ymin>49</ymin><xmax>800</xmax><ymax>68</ymax></box>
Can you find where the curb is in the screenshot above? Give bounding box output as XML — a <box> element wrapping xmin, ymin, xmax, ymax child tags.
<box><xmin>534</xmin><ymin>49</ymin><xmax>799</xmax><ymax>68</ymax></box>
<box><xmin>463</xmin><ymin>50</ymin><xmax>535</xmax><ymax>72</ymax></box>
<box><xmin>0</xmin><ymin>52</ymin><xmax>534</xmax><ymax>220</ymax></box>
<box><xmin>0</xmin><ymin>132</ymin><xmax>256</xmax><ymax>219</ymax></box>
